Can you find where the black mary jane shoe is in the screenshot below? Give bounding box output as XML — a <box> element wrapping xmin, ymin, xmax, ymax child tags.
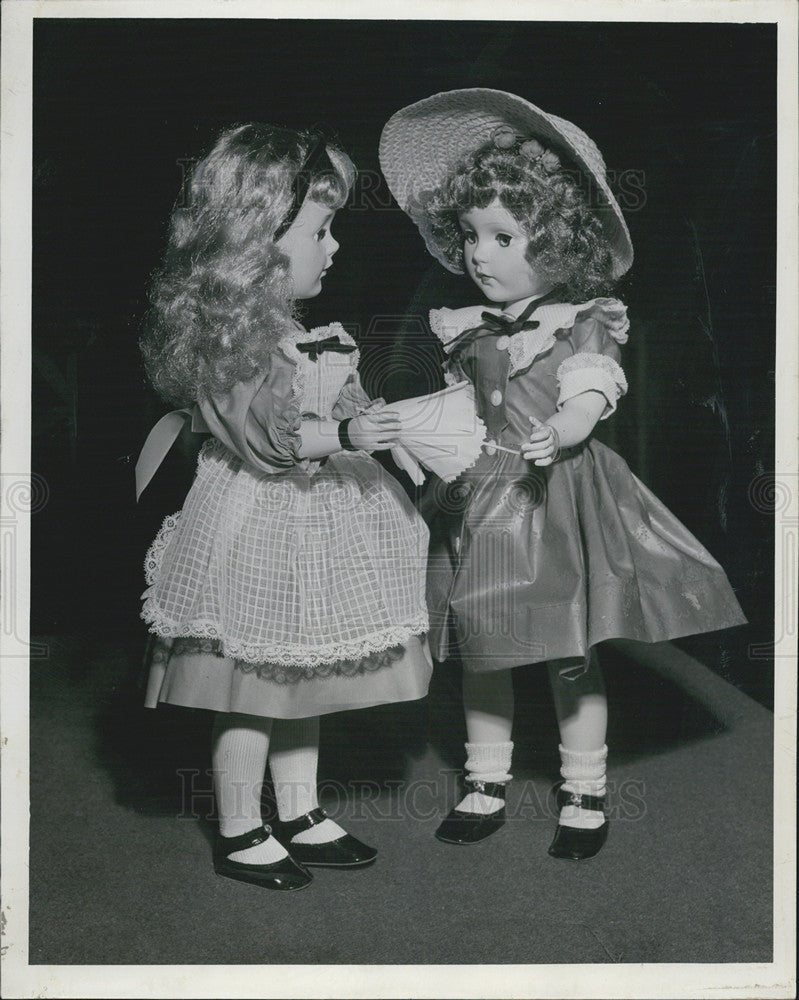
<box><xmin>547</xmin><ymin>786</ymin><xmax>609</xmax><ymax>861</ymax></box>
<box><xmin>213</xmin><ymin>824</ymin><xmax>313</xmax><ymax>890</ymax></box>
<box><xmin>270</xmin><ymin>808</ymin><xmax>378</xmax><ymax>868</ymax></box>
<box><xmin>434</xmin><ymin>781</ymin><xmax>506</xmax><ymax>846</ymax></box>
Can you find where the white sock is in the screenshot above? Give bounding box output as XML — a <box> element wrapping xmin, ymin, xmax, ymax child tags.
<box><xmin>456</xmin><ymin>741</ymin><xmax>513</xmax><ymax>815</ymax></box>
<box><xmin>558</xmin><ymin>744</ymin><xmax>607</xmax><ymax>830</ymax></box>
<box><xmin>212</xmin><ymin>712</ymin><xmax>288</xmax><ymax>865</ymax></box>
<box><xmin>269</xmin><ymin>716</ymin><xmax>346</xmax><ymax>845</ymax></box>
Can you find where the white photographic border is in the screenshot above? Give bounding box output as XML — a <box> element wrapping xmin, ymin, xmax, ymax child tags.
<box><xmin>1</xmin><ymin>1</ymin><xmax>796</xmax><ymax>997</ymax></box>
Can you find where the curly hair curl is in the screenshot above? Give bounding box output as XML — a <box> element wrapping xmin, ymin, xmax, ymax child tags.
<box><xmin>420</xmin><ymin>140</ymin><xmax>616</xmax><ymax>301</ymax></box>
<box><xmin>140</xmin><ymin>123</ymin><xmax>355</xmax><ymax>406</ymax></box>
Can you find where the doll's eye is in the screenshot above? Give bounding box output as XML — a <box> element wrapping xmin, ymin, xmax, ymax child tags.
<box><xmin>496</xmin><ymin>233</ymin><xmax>512</xmax><ymax>247</ymax></box>
<box><xmin>315</xmin><ymin>228</ymin><xmax>328</xmax><ymax>241</ymax></box>
<box><xmin>462</xmin><ymin>230</ymin><xmax>477</xmax><ymax>244</ymax></box>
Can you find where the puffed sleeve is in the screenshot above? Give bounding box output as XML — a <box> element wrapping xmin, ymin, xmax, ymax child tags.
<box><xmin>197</xmin><ymin>350</ymin><xmax>304</xmax><ymax>473</ymax></box>
<box><xmin>556</xmin><ymin>302</ymin><xmax>629</xmax><ymax>420</ymax></box>
<box><xmin>331</xmin><ymin>370</ymin><xmax>375</xmax><ymax>420</ymax></box>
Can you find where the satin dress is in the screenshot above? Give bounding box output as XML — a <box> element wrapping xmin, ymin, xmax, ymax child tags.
<box><xmin>424</xmin><ymin>297</ymin><xmax>746</xmax><ymax>672</ymax></box>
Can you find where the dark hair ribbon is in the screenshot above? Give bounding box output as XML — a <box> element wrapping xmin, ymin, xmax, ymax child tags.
<box><xmin>274</xmin><ymin>132</ymin><xmax>331</xmax><ymax>240</ymax></box>
<box><xmin>296</xmin><ymin>336</ymin><xmax>357</xmax><ymax>363</ymax></box>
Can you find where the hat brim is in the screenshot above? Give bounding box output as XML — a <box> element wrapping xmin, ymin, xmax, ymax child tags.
<box><xmin>379</xmin><ymin>88</ymin><xmax>633</xmax><ymax>280</ymax></box>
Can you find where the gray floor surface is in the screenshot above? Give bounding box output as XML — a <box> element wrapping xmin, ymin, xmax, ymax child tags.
<box><xmin>28</xmin><ymin>634</ymin><xmax>773</xmax><ymax>966</ymax></box>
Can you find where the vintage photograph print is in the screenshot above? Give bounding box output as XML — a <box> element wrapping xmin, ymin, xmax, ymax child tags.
<box><xmin>1</xmin><ymin>3</ymin><xmax>796</xmax><ymax>999</ymax></box>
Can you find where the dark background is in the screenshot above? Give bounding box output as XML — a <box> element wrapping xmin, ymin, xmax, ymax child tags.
<box><xmin>32</xmin><ymin>19</ymin><xmax>776</xmax><ymax>706</ymax></box>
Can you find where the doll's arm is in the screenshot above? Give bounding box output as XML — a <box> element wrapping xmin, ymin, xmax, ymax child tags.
<box><xmin>521</xmin><ymin>391</ymin><xmax>607</xmax><ymax>466</ymax></box>
<box><xmin>298</xmin><ymin>411</ymin><xmax>402</xmax><ymax>458</ymax></box>
<box><xmin>199</xmin><ymin>369</ymin><xmax>300</xmax><ymax>473</ymax></box>
<box><xmin>298</xmin><ymin>366</ymin><xmax>401</xmax><ymax>457</ymax></box>
<box><xmin>521</xmin><ymin>314</ymin><xmax>627</xmax><ymax>466</ymax></box>
<box><xmin>331</xmin><ymin>371</ymin><xmax>374</xmax><ymax>419</ymax></box>
<box><xmin>554</xmin><ymin>315</ymin><xmax>628</xmax><ymax>420</ymax></box>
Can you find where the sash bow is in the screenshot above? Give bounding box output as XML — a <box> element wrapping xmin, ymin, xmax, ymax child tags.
<box><xmin>135</xmin><ymin>404</ymin><xmax>209</xmax><ymax>501</ymax></box>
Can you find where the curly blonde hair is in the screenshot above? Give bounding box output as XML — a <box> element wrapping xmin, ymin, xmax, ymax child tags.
<box><xmin>140</xmin><ymin>123</ymin><xmax>355</xmax><ymax>406</ymax></box>
<box><xmin>419</xmin><ymin>139</ymin><xmax>615</xmax><ymax>301</ymax></box>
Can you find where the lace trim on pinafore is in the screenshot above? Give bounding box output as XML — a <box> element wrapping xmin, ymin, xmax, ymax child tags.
<box><xmin>168</xmin><ymin>635</ymin><xmax>417</xmax><ymax>683</ymax></box>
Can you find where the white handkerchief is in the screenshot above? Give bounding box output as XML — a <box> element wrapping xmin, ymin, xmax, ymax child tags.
<box><xmin>390</xmin><ymin>383</ymin><xmax>487</xmax><ymax>483</ymax></box>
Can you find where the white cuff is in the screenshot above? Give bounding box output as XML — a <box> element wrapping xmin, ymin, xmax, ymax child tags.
<box><xmin>556</xmin><ymin>353</ymin><xmax>627</xmax><ymax>419</ymax></box>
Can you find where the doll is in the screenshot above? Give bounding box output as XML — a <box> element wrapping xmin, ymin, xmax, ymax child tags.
<box><xmin>137</xmin><ymin>123</ymin><xmax>431</xmax><ymax>890</ymax></box>
<box><xmin>380</xmin><ymin>89</ymin><xmax>746</xmax><ymax>860</ymax></box>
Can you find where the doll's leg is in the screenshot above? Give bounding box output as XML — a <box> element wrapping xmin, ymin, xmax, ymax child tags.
<box><xmin>269</xmin><ymin>716</ymin><xmax>345</xmax><ymax>843</ymax></box>
<box><xmin>546</xmin><ymin>651</ymin><xmax>609</xmax><ymax>860</ymax></box>
<box><xmin>212</xmin><ymin>711</ymin><xmax>290</xmax><ymax>864</ymax></box>
<box><xmin>435</xmin><ymin>667</ymin><xmax>514</xmax><ymax>844</ymax></box>
<box><xmin>269</xmin><ymin>716</ymin><xmax>377</xmax><ymax>867</ymax></box>
<box><xmin>458</xmin><ymin>667</ymin><xmax>514</xmax><ymax>815</ymax></box>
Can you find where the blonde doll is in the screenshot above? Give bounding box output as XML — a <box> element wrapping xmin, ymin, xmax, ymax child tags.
<box><xmin>380</xmin><ymin>90</ymin><xmax>745</xmax><ymax>860</ymax></box>
<box><xmin>138</xmin><ymin>123</ymin><xmax>431</xmax><ymax>890</ymax></box>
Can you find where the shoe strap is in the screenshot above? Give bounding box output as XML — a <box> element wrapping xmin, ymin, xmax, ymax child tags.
<box><xmin>275</xmin><ymin>807</ymin><xmax>327</xmax><ymax>840</ymax></box>
<box><xmin>556</xmin><ymin>787</ymin><xmax>606</xmax><ymax>812</ymax></box>
<box><xmin>218</xmin><ymin>824</ymin><xmax>272</xmax><ymax>854</ymax></box>
<box><xmin>467</xmin><ymin>779</ymin><xmax>506</xmax><ymax>799</ymax></box>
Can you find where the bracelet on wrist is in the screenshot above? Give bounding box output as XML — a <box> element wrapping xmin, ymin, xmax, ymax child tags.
<box><xmin>338</xmin><ymin>418</ymin><xmax>358</xmax><ymax>452</ymax></box>
<box><xmin>549</xmin><ymin>425</ymin><xmax>562</xmax><ymax>463</ymax></box>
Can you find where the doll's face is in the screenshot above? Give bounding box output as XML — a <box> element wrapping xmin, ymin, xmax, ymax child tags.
<box><xmin>458</xmin><ymin>199</ymin><xmax>551</xmax><ymax>308</ymax></box>
<box><xmin>276</xmin><ymin>199</ymin><xmax>339</xmax><ymax>299</ymax></box>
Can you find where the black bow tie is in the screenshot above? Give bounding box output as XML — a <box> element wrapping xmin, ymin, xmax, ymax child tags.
<box><xmin>297</xmin><ymin>336</ymin><xmax>357</xmax><ymax>362</ymax></box>
<box><xmin>446</xmin><ymin>311</ymin><xmax>541</xmax><ymax>355</ymax></box>
<box><xmin>479</xmin><ymin>311</ymin><xmax>541</xmax><ymax>336</ymax></box>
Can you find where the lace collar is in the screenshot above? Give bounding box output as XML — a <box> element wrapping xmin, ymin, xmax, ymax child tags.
<box><xmin>429</xmin><ymin>298</ymin><xmax>629</xmax><ymax>376</ymax></box>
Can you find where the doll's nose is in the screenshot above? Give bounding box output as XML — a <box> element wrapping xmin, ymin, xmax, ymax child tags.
<box><xmin>471</xmin><ymin>241</ymin><xmax>488</xmax><ymax>265</ymax></box>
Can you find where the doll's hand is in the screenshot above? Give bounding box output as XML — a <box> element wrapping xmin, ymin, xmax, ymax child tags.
<box><xmin>348</xmin><ymin>411</ymin><xmax>402</xmax><ymax>451</ymax></box>
<box><xmin>521</xmin><ymin>416</ymin><xmax>560</xmax><ymax>466</ymax></box>
<box><xmin>360</xmin><ymin>398</ymin><xmax>387</xmax><ymax>413</ymax></box>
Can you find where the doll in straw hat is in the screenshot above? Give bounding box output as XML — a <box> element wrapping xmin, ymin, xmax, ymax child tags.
<box><xmin>137</xmin><ymin>124</ymin><xmax>432</xmax><ymax>890</ymax></box>
<box><xmin>380</xmin><ymin>90</ymin><xmax>745</xmax><ymax>860</ymax></box>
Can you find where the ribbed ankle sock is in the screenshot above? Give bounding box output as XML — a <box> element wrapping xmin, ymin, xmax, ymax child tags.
<box><xmin>269</xmin><ymin>716</ymin><xmax>346</xmax><ymax>845</ymax></box>
<box><xmin>212</xmin><ymin>712</ymin><xmax>288</xmax><ymax>865</ymax></box>
<box><xmin>456</xmin><ymin>741</ymin><xmax>513</xmax><ymax>815</ymax></box>
<box><xmin>558</xmin><ymin>744</ymin><xmax>607</xmax><ymax>830</ymax></box>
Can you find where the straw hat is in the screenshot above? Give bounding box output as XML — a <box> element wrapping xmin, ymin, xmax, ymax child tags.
<box><xmin>379</xmin><ymin>88</ymin><xmax>633</xmax><ymax>279</ymax></box>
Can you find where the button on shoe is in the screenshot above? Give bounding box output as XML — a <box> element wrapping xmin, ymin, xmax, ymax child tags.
<box><xmin>547</xmin><ymin>785</ymin><xmax>609</xmax><ymax>861</ymax></box>
<box><xmin>213</xmin><ymin>825</ymin><xmax>313</xmax><ymax>891</ymax></box>
<box><xmin>490</xmin><ymin>389</ymin><xmax>503</xmax><ymax>406</ymax></box>
<box><xmin>271</xmin><ymin>808</ymin><xmax>378</xmax><ymax>868</ymax></box>
<box><xmin>435</xmin><ymin>781</ymin><xmax>506</xmax><ymax>845</ymax></box>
